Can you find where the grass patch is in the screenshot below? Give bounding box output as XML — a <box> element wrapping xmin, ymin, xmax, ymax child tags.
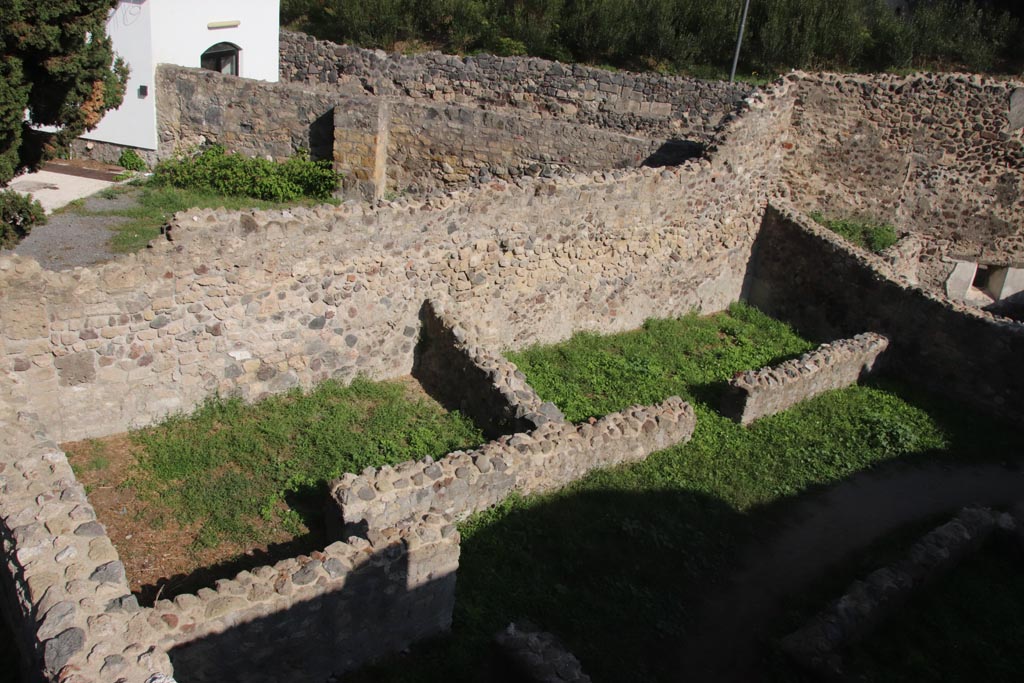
<box><xmin>507</xmin><ymin>302</ymin><xmax>815</xmax><ymax>423</ymax></box>
<box><xmin>79</xmin><ymin>184</ymin><xmax>339</xmax><ymax>253</ymax></box>
<box><xmin>844</xmin><ymin>540</ymin><xmax>1024</xmax><ymax>682</ymax></box>
<box><xmin>128</xmin><ymin>377</ymin><xmax>483</xmax><ymax>550</ymax></box>
<box><xmin>349</xmin><ymin>304</ymin><xmax>1021</xmax><ymax>682</ymax></box>
<box><xmin>809</xmin><ymin>212</ymin><xmax>899</xmax><ymax>254</ymax></box>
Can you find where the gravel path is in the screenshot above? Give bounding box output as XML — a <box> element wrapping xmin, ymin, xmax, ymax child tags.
<box><xmin>2</xmin><ymin>188</ymin><xmax>141</xmax><ymax>271</ymax></box>
<box><xmin>678</xmin><ymin>457</ymin><xmax>1024</xmax><ymax>681</ymax></box>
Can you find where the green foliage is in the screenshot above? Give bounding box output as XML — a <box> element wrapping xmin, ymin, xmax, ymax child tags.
<box><xmin>290</xmin><ymin>0</ymin><xmax>1024</xmax><ymax>75</ymax></box>
<box><xmin>0</xmin><ymin>0</ymin><xmax>128</xmax><ymax>185</ymax></box>
<box><xmin>0</xmin><ymin>189</ymin><xmax>45</xmax><ymax>247</ymax></box>
<box><xmin>351</xmin><ymin>305</ymin><xmax>1022</xmax><ymax>682</ymax></box>
<box><xmin>117</xmin><ymin>148</ymin><xmax>147</xmax><ymax>172</ymax></box>
<box><xmin>810</xmin><ymin>212</ymin><xmax>900</xmax><ymax>254</ymax></box>
<box><xmin>129</xmin><ymin>377</ymin><xmax>484</xmax><ymax>549</ymax></box>
<box><xmin>150</xmin><ymin>146</ymin><xmax>341</xmax><ymax>202</ymax></box>
<box><xmin>509</xmin><ymin>302</ymin><xmax>815</xmax><ymax>423</ymax></box>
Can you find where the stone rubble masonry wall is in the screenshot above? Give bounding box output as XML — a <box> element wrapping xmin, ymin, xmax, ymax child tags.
<box><xmin>156</xmin><ymin>514</ymin><xmax>459</xmax><ymax>682</ymax></box>
<box><xmin>494</xmin><ymin>622</ymin><xmax>593</xmax><ymax>683</ymax></box>
<box><xmin>746</xmin><ymin>203</ymin><xmax>1024</xmax><ymax>425</ymax></box>
<box><xmin>279</xmin><ymin>30</ymin><xmax>752</xmax><ymax>141</ymax></box>
<box><xmin>722</xmin><ymin>333</ymin><xmax>890</xmax><ymax>425</ymax></box>
<box><xmin>383</xmin><ymin>99</ymin><xmax>665</xmax><ymax>193</ymax></box>
<box><xmin>156</xmin><ymin>65</ymin><xmax>689</xmax><ymax>200</ymax></box>
<box><xmin>0</xmin><ymin>406</ymin><xmax>173</xmax><ymax>683</ymax></box>
<box><xmin>780</xmin><ymin>507</ymin><xmax>1016</xmax><ymax>678</ymax></box>
<box><xmin>155</xmin><ymin>66</ymin><xmax>352</xmax><ymax>163</ymax></box>
<box><xmin>414</xmin><ymin>300</ymin><xmax>564</xmax><ymax>438</ymax></box>
<box><xmin>330</xmin><ymin>397</ymin><xmax>696</xmax><ymax>533</ymax></box>
<box><xmin>778</xmin><ymin>71</ymin><xmax>1024</xmax><ymax>266</ymax></box>
<box><xmin>1</xmin><ymin>80</ymin><xmax>793</xmax><ymax>444</ymax></box>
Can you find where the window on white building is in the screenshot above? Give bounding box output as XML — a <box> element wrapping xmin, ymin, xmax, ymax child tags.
<box><xmin>201</xmin><ymin>42</ymin><xmax>240</xmax><ymax>76</ymax></box>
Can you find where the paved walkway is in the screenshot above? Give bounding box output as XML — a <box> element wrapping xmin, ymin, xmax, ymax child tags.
<box><xmin>678</xmin><ymin>458</ymin><xmax>1024</xmax><ymax>681</ymax></box>
<box><xmin>8</xmin><ymin>169</ymin><xmax>114</xmax><ymax>214</ymax></box>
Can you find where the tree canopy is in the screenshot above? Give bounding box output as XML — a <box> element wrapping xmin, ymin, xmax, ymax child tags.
<box><xmin>0</xmin><ymin>0</ymin><xmax>128</xmax><ymax>185</ymax></box>
<box><xmin>282</xmin><ymin>0</ymin><xmax>1024</xmax><ymax>77</ymax></box>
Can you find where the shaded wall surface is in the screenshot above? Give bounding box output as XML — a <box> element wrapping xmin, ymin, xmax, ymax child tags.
<box><xmin>746</xmin><ymin>204</ymin><xmax>1024</xmax><ymax>423</ymax></box>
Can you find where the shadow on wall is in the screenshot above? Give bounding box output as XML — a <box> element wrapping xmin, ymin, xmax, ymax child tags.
<box><xmin>309</xmin><ymin>107</ymin><xmax>336</xmax><ymax>162</ymax></box>
<box><xmin>641</xmin><ymin>140</ymin><xmax>705</xmax><ymax>168</ymax></box>
<box><xmin>168</xmin><ymin>539</ymin><xmax>456</xmax><ymax>683</ymax></box>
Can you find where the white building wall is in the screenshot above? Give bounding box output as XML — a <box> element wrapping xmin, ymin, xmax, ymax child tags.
<box><xmin>81</xmin><ymin>0</ymin><xmax>157</xmax><ymax>150</ymax></box>
<box><xmin>150</xmin><ymin>0</ymin><xmax>280</xmax><ymax>83</ymax></box>
<box><xmin>82</xmin><ymin>0</ymin><xmax>280</xmax><ymax>152</ymax></box>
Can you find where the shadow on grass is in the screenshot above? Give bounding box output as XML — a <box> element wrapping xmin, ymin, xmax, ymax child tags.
<box><xmin>136</xmin><ymin>481</ymin><xmax>329</xmax><ymax>606</ymax></box>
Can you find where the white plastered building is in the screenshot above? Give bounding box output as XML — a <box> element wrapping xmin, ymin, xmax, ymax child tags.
<box><xmin>82</xmin><ymin>0</ymin><xmax>280</xmax><ymax>152</ymax></box>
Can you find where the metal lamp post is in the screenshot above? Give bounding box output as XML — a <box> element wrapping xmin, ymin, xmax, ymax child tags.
<box><xmin>730</xmin><ymin>0</ymin><xmax>752</xmax><ymax>83</ymax></box>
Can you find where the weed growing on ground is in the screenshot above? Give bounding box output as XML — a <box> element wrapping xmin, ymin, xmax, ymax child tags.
<box><xmin>351</xmin><ymin>304</ymin><xmax>1020</xmax><ymax>683</ymax></box>
<box><xmin>809</xmin><ymin>212</ymin><xmax>900</xmax><ymax>254</ymax></box>
<box><xmin>129</xmin><ymin>377</ymin><xmax>483</xmax><ymax>549</ymax></box>
<box><xmin>73</xmin><ymin>184</ymin><xmax>340</xmax><ymax>252</ymax></box>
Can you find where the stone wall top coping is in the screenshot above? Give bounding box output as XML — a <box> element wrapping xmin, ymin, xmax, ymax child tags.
<box><xmin>731</xmin><ymin>333</ymin><xmax>890</xmax><ymax>392</ymax></box>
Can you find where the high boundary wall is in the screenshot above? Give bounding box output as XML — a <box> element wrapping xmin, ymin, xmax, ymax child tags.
<box><xmin>779</xmin><ymin>72</ymin><xmax>1024</xmax><ymax>267</ymax></box>
<box><xmin>154</xmin><ymin>66</ymin><xmax>675</xmax><ymax>199</ymax></box>
<box><xmin>745</xmin><ymin>203</ymin><xmax>1024</xmax><ymax>424</ymax></box>
<box><xmin>279</xmin><ymin>30</ymin><xmax>752</xmax><ymax>141</ymax></box>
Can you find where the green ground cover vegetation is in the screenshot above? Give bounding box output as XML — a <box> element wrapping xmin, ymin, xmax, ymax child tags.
<box><xmin>349</xmin><ymin>303</ymin><xmax>1020</xmax><ymax>682</ymax></box>
<box><xmin>810</xmin><ymin>212</ymin><xmax>900</xmax><ymax>254</ymax></box>
<box><xmin>282</xmin><ymin>0</ymin><xmax>1024</xmax><ymax>76</ymax></box>
<box><xmin>124</xmin><ymin>377</ymin><xmax>483</xmax><ymax>550</ymax></box>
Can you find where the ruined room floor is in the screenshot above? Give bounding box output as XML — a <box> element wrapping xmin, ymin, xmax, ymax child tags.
<box><xmin>62</xmin><ymin>376</ymin><xmax>452</xmax><ymax>604</ymax></box>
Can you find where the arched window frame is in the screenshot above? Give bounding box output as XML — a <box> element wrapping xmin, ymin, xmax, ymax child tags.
<box><xmin>201</xmin><ymin>42</ymin><xmax>241</xmax><ymax>76</ymax></box>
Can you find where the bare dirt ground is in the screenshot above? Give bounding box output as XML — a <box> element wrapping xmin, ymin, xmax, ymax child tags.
<box><xmin>678</xmin><ymin>457</ymin><xmax>1024</xmax><ymax>682</ymax></box>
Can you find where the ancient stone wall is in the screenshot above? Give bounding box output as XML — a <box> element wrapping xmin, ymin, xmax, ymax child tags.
<box><xmin>781</xmin><ymin>507</ymin><xmax>1016</xmax><ymax>678</ymax></box>
<box><xmin>1</xmin><ymin>80</ymin><xmax>794</xmax><ymax>443</ymax></box>
<box><xmin>331</xmin><ymin>397</ymin><xmax>696</xmax><ymax>532</ymax></box>
<box><xmin>161</xmin><ymin>514</ymin><xmax>459</xmax><ymax>682</ymax></box>
<box><xmin>414</xmin><ymin>301</ymin><xmax>563</xmax><ymax>438</ymax></box>
<box><xmin>746</xmin><ymin>204</ymin><xmax>1024</xmax><ymax>424</ymax></box>
<box><xmin>779</xmin><ymin>72</ymin><xmax>1024</xmax><ymax>264</ymax></box>
<box><xmin>721</xmin><ymin>333</ymin><xmax>890</xmax><ymax>425</ymax></box>
<box><xmin>383</xmin><ymin>99</ymin><xmax>667</xmax><ymax>193</ymax></box>
<box><xmin>279</xmin><ymin>31</ymin><xmax>751</xmax><ymax>141</ymax></box>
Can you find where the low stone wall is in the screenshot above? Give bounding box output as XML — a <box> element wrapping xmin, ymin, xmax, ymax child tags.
<box><xmin>781</xmin><ymin>507</ymin><xmax>1016</xmax><ymax>678</ymax></box>
<box><xmin>156</xmin><ymin>66</ymin><xmax>352</xmax><ymax>163</ymax></box>
<box><xmin>331</xmin><ymin>397</ymin><xmax>696</xmax><ymax>532</ymax></box>
<box><xmin>279</xmin><ymin>31</ymin><xmax>751</xmax><ymax>141</ymax></box>
<box><xmin>414</xmin><ymin>301</ymin><xmax>564</xmax><ymax>438</ymax></box>
<box><xmin>0</xmin><ymin>407</ymin><xmax>172</xmax><ymax>683</ymax></box>
<box><xmin>746</xmin><ymin>203</ymin><xmax>1024</xmax><ymax>424</ymax></box>
<box><xmin>159</xmin><ymin>514</ymin><xmax>459</xmax><ymax>682</ymax></box>
<box><xmin>721</xmin><ymin>333</ymin><xmax>890</xmax><ymax>425</ymax></box>
<box><xmin>494</xmin><ymin>622</ymin><xmax>592</xmax><ymax>683</ymax></box>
